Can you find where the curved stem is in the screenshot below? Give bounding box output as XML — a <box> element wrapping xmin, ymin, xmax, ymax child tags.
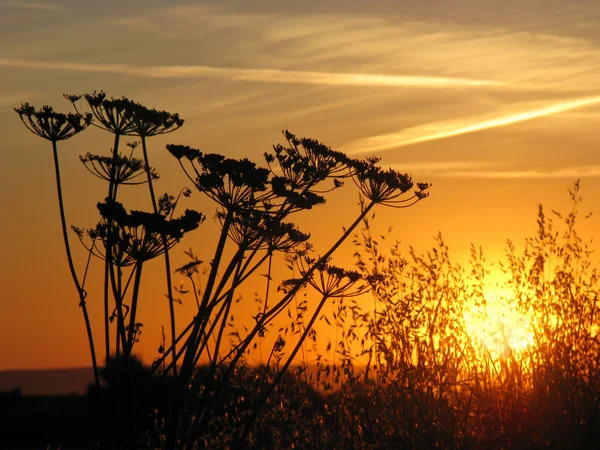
<box><xmin>264</xmin><ymin>199</ymin><xmax>376</xmax><ymax>324</ymax></box>
<box><xmin>187</xmin><ymin>199</ymin><xmax>377</xmax><ymax>446</ymax></box>
<box><xmin>52</xmin><ymin>141</ymin><xmax>102</xmax><ymax>405</ymax></box>
<box><xmin>125</xmin><ymin>262</ymin><xmax>144</xmax><ymax>358</ymax></box>
<box><xmin>237</xmin><ymin>293</ymin><xmax>330</xmax><ymax>448</ymax></box>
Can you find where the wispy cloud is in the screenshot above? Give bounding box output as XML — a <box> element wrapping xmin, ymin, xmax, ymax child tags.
<box><xmin>0</xmin><ymin>0</ymin><xmax>64</xmax><ymax>11</ymax></box>
<box><xmin>387</xmin><ymin>162</ymin><xmax>600</xmax><ymax>179</ymax></box>
<box><xmin>343</xmin><ymin>96</ymin><xmax>600</xmax><ymax>155</ymax></box>
<box><xmin>158</xmin><ymin>4</ymin><xmax>600</xmax><ymax>93</ymax></box>
<box><xmin>0</xmin><ymin>91</ymin><xmax>35</xmax><ymax>106</ymax></box>
<box><xmin>0</xmin><ymin>58</ymin><xmax>505</xmax><ymax>88</ymax></box>
<box><xmin>389</xmin><ymin>161</ymin><xmax>493</xmax><ymax>173</ymax></box>
<box><xmin>441</xmin><ymin>167</ymin><xmax>600</xmax><ymax>179</ymax></box>
<box><xmin>109</xmin><ymin>17</ymin><xmax>173</xmax><ymax>37</ymax></box>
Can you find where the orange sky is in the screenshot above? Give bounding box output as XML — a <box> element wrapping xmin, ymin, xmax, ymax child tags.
<box><xmin>1</xmin><ymin>0</ymin><xmax>600</xmax><ymax>370</ymax></box>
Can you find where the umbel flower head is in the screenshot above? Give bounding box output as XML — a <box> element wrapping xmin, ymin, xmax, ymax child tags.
<box><xmin>67</xmin><ymin>91</ymin><xmax>142</xmax><ymax>135</ymax></box>
<box><xmin>166</xmin><ymin>144</ymin><xmax>270</xmax><ymax>210</ymax></box>
<box><xmin>264</xmin><ymin>131</ymin><xmax>353</xmax><ymax>212</ymax></box>
<box><xmin>14</xmin><ymin>103</ymin><xmax>92</xmax><ymax>142</ymax></box>
<box><xmin>93</xmin><ymin>199</ymin><xmax>204</xmax><ymax>263</ymax></box>
<box><xmin>79</xmin><ymin>152</ymin><xmax>159</xmax><ymax>186</ymax></box>
<box><xmin>66</xmin><ymin>91</ymin><xmax>134</xmax><ymax>135</ymax></box>
<box><xmin>351</xmin><ymin>156</ymin><xmax>430</xmax><ymax>208</ymax></box>
<box><xmin>280</xmin><ymin>256</ymin><xmax>368</xmax><ymax>298</ymax></box>
<box><xmin>125</xmin><ymin>101</ymin><xmax>184</xmax><ymax>137</ymax></box>
<box><xmin>66</xmin><ymin>91</ymin><xmax>183</xmax><ymax>137</ymax></box>
<box><xmin>266</xmin><ymin>131</ymin><xmax>352</xmax><ymax>184</ymax></box>
<box><xmin>226</xmin><ymin>209</ymin><xmax>310</xmax><ymax>252</ymax></box>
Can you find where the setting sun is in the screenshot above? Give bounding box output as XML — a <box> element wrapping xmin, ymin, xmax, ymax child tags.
<box><xmin>463</xmin><ymin>285</ymin><xmax>534</xmax><ymax>362</ymax></box>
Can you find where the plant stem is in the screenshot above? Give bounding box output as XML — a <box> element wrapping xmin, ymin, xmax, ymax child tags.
<box><xmin>179</xmin><ymin>211</ymin><xmax>233</xmax><ymax>383</ymax></box>
<box><xmin>51</xmin><ymin>141</ymin><xmax>102</xmax><ymax>404</ymax></box>
<box><xmin>238</xmin><ymin>293</ymin><xmax>330</xmax><ymax>447</ymax></box>
<box><xmin>186</xmin><ymin>199</ymin><xmax>376</xmax><ymax>446</ymax></box>
<box><xmin>141</xmin><ymin>136</ymin><xmax>178</xmax><ymax>379</ymax></box>
<box><xmin>104</xmin><ymin>132</ymin><xmax>121</xmax><ymax>392</ymax></box>
<box><xmin>125</xmin><ymin>262</ymin><xmax>143</xmax><ymax>358</ymax></box>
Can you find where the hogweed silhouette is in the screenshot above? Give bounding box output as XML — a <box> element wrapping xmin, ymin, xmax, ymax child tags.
<box><xmin>16</xmin><ymin>93</ymin><xmax>429</xmax><ymax>449</ymax></box>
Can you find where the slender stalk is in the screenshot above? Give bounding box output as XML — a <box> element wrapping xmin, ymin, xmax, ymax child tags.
<box><xmin>192</xmin><ymin>254</ymin><xmax>247</xmax><ymax>381</ymax></box>
<box><xmin>186</xmin><ymin>288</ymin><xmax>239</xmax><ymax>435</ymax></box>
<box><xmin>191</xmin><ymin>294</ymin><xmax>232</xmax><ymax>370</ymax></box>
<box><xmin>159</xmin><ymin>249</ymin><xmax>267</xmax><ymax>376</ymax></box>
<box><xmin>140</xmin><ymin>137</ymin><xmax>158</xmax><ymax>210</ymax></box>
<box><xmin>237</xmin><ymin>293</ymin><xmax>331</xmax><ymax>447</ymax></box>
<box><xmin>103</xmin><ymin>249</ymin><xmax>111</xmax><ymax>378</ymax></box>
<box><xmin>207</xmin><ymin>247</ymin><xmax>247</xmax><ymax>309</ymax></box>
<box><xmin>262</xmin><ymin>254</ymin><xmax>273</xmax><ymax>317</ymax></box>
<box><xmin>107</xmin><ymin>134</ymin><xmax>121</xmax><ymax>201</ymax></box>
<box><xmin>211</xmin><ymin>250</ymin><xmax>269</xmax><ymax>309</ymax></box>
<box><xmin>89</xmin><ymin>125</ymin><xmax>122</xmax><ymax>450</ymax></box>
<box><xmin>164</xmin><ymin>251</ymin><xmax>177</xmax><ymax>377</ymax></box>
<box><xmin>212</xmin><ymin>289</ymin><xmax>235</xmax><ymax>366</ymax></box>
<box><xmin>186</xmin><ymin>199</ymin><xmax>376</xmax><ymax>446</ymax></box>
<box><xmin>125</xmin><ymin>262</ymin><xmax>144</xmax><ymax>358</ymax></box>
<box><xmin>264</xmin><ymin>200</ymin><xmax>376</xmax><ymax>324</ymax></box>
<box><xmin>109</xmin><ymin>262</ymin><xmax>127</xmax><ymax>354</ymax></box>
<box><xmin>149</xmin><ymin>320</ymin><xmax>195</xmax><ymax>375</ymax></box>
<box><xmin>142</xmin><ymin>135</ymin><xmax>182</xmax><ymax>450</ymax></box>
<box><xmin>104</xmin><ymin>132</ymin><xmax>121</xmax><ymax>401</ymax></box>
<box><xmin>51</xmin><ymin>141</ymin><xmax>102</xmax><ymax>403</ymax></box>
<box><xmin>179</xmin><ymin>212</ymin><xmax>233</xmax><ymax>383</ymax></box>
<box><xmin>141</xmin><ymin>136</ymin><xmax>178</xmax><ymax>379</ymax></box>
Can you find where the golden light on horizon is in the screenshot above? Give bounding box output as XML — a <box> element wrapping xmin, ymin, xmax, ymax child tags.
<box><xmin>463</xmin><ymin>285</ymin><xmax>534</xmax><ymax>363</ymax></box>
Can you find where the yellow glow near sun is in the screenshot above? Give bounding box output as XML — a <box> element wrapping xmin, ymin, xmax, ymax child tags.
<box><xmin>463</xmin><ymin>285</ymin><xmax>534</xmax><ymax>361</ymax></box>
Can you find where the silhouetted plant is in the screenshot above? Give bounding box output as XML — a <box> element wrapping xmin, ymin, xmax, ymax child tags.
<box><xmin>16</xmin><ymin>93</ymin><xmax>198</xmax><ymax>449</ymax></box>
<box><xmin>16</xmin><ymin>94</ymin><xmax>430</xmax><ymax>449</ymax></box>
<box><xmin>13</xmin><ymin>103</ymin><xmax>101</xmax><ymax>397</ymax></box>
<box><xmin>22</xmin><ymin>94</ymin><xmax>600</xmax><ymax>450</ymax></box>
<box><xmin>158</xmin><ymin>132</ymin><xmax>429</xmax><ymax>449</ymax></box>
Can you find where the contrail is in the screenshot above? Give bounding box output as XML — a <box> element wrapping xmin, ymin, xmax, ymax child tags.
<box><xmin>386</xmin><ymin>163</ymin><xmax>600</xmax><ymax>179</ymax></box>
<box><xmin>0</xmin><ymin>58</ymin><xmax>505</xmax><ymax>88</ymax></box>
<box><xmin>344</xmin><ymin>96</ymin><xmax>600</xmax><ymax>155</ymax></box>
<box><xmin>0</xmin><ymin>0</ymin><xmax>65</xmax><ymax>11</ymax></box>
<box><xmin>442</xmin><ymin>167</ymin><xmax>600</xmax><ymax>178</ymax></box>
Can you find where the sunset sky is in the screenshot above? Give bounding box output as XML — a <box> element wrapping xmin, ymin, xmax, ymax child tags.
<box><xmin>1</xmin><ymin>0</ymin><xmax>600</xmax><ymax>370</ymax></box>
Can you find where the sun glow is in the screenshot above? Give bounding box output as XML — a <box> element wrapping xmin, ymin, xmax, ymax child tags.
<box><xmin>463</xmin><ymin>286</ymin><xmax>534</xmax><ymax>361</ymax></box>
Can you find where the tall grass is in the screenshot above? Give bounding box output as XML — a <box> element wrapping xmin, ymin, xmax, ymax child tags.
<box><xmin>169</xmin><ymin>183</ymin><xmax>599</xmax><ymax>449</ymax></box>
<box><xmin>246</xmin><ymin>180</ymin><xmax>599</xmax><ymax>449</ymax></box>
